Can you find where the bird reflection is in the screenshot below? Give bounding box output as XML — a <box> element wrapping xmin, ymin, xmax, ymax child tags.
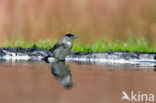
<box><xmin>50</xmin><ymin>60</ymin><xmax>73</xmax><ymax>88</ymax></box>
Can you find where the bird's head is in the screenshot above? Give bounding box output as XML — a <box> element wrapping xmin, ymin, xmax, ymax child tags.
<box><xmin>61</xmin><ymin>34</ymin><xmax>78</xmax><ymax>45</ymax></box>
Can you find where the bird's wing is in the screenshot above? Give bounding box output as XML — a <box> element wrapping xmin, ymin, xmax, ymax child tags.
<box><xmin>49</xmin><ymin>43</ymin><xmax>64</xmax><ymax>52</ymax></box>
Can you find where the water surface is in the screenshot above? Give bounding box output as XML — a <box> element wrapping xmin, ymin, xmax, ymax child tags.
<box><xmin>0</xmin><ymin>62</ymin><xmax>156</xmax><ymax>103</ymax></box>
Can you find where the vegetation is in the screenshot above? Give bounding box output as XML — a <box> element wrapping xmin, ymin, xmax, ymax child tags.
<box><xmin>2</xmin><ymin>37</ymin><xmax>156</xmax><ymax>52</ymax></box>
<box><xmin>0</xmin><ymin>0</ymin><xmax>156</xmax><ymax>43</ymax></box>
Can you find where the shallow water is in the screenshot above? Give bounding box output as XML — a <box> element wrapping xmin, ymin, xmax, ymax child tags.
<box><xmin>0</xmin><ymin>62</ymin><xmax>156</xmax><ymax>103</ymax></box>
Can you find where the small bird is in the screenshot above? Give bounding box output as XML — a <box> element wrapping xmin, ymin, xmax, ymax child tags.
<box><xmin>45</xmin><ymin>34</ymin><xmax>77</xmax><ymax>61</ymax></box>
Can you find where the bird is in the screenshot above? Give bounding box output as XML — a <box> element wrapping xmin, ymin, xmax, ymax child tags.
<box><xmin>44</xmin><ymin>34</ymin><xmax>77</xmax><ymax>62</ymax></box>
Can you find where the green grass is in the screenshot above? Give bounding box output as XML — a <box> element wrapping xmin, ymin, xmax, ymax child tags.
<box><xmin>2</xmin><ymin>38</ymin><xmax>156</xmax><ymax>52</ymax></box>
<box><xmin>2</xmin><ymin>39</ymin><xmax>57</xmax><ymax>50</ymax></box>
<box><xmin>72</xmin><ymin>38</ymin><xmax>156</xmax><ymax>52</ymax></box>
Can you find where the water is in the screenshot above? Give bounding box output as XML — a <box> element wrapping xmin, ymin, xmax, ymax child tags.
<box><xmin>0</xmin><ymin>61</ymin><xmax>156</xmax><ymax>103</ymax></box>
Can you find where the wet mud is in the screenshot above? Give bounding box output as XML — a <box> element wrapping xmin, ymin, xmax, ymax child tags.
<box><xmin>0</xmin><ymin>47</ymin><xmax>156</xmax><ymax>67</ymax></box>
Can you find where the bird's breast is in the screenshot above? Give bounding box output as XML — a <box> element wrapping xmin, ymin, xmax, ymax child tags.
<box><xmin>53</xmin><ymin>44</ymin><xmax>72</xmax><ymax>60</ymax></box>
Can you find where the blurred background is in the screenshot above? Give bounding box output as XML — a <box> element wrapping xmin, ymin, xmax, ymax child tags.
<box><xmin>0</xmin><ymin>0</ymin><xmax>156</xmax><ymax>44</ymax></box>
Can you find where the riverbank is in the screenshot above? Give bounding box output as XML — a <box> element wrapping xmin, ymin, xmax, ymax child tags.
<box><xmin>0</xmin><ymin>47</ymin><xmax>155</xmax><ymax>67</ymax></box>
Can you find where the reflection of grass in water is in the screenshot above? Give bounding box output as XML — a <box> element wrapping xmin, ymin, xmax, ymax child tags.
<box><xmin>2</xmin><ymin>38</ymin><xmax>156</xmax><ymax>52</ymax></box>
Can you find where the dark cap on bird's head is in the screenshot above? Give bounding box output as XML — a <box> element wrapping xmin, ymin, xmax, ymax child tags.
<box><xmin>64</xmin><ymin>34</ymin><xmax>78</xmax><ymax>39</ymax></box>
<box><xmin>61</xmin><ymin>33</ymin><xmax>78</xmax><ymax>44</ymax></box>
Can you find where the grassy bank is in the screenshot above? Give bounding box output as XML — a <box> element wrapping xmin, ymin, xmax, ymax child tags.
<box><xmin>2</xmin><ymin>37</ymin><xmax>156</xmax><ymax>53</ymax></box>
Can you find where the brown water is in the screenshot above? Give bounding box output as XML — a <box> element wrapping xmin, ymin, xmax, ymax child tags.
<box><xmin>0</xmin><ymin>62</ymin><xmax>156</xmax><ymax>103</ymax></box>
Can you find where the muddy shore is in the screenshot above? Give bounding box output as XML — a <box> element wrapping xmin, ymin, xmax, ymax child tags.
<box><xmin>0</xmin><ymin>47</ymin><xmax>156</xmax><ymax>66</ymax></box>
